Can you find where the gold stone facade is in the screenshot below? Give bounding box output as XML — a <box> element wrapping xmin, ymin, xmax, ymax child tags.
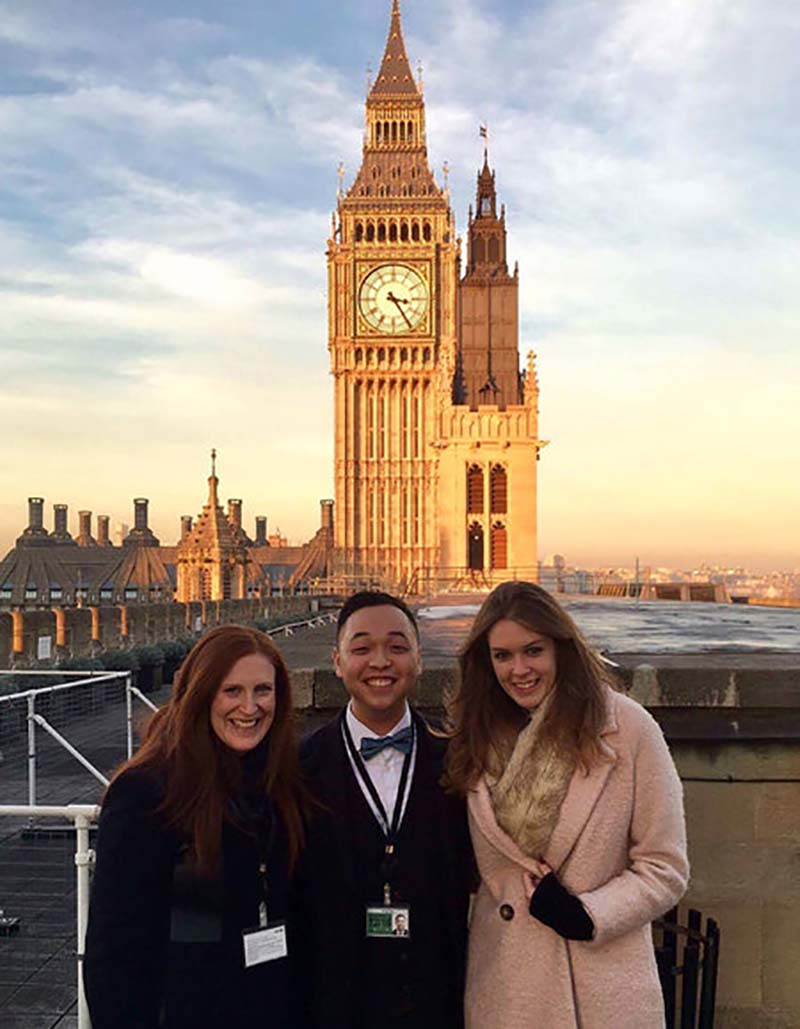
<box><xmin>328</xmin><ymin>1</ymin><xmax>547</xmax><ymax>589</ymax></box>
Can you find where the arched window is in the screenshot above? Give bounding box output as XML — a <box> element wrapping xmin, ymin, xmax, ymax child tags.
<box><xmin>491</xmin><ymin>522</ymin><xmax>508</xmax><ymax>570</ymax></box>
<box><xmin>384</xmin><ymin>120</ymin><xmax>390</xmax><ymax>143</ymax></box>
<box><xmin>467</xmin><ymin>465</ymin><xmax>484</xmax><ymax>513</ymax></box>
<box><xmin>392</xmin><ymin>121</ymin><xmax>398</xmax><ymax>144</ymax></box>
<box><xmin>355</xmin><ymin>222</ymin><xmax>364</xmax><ymax>242</ymax></box>
<box><xmin>488</xmin><ymin>237</ymin><xmax>499</xmax><ymax>264</ymax></box>
<box><xmin>399</xmin><ymin>122</ymin><xmax>405</xmax><ymax>143</ymax></box>
<box><xmin>376</xmin><ymin>123</ymin><xmax>382</xmax><ymax>145</ymax></box>
<box><xmin>490</xmin><ymin>465</ymin><xmax>507</xmax><ymax>513</ymax></box>
<box><xmin>468</xmin><ymin>522</ymin><xmax>484</xmax><ymax>571</ymax></box>
<box><xmin>389</xmin><ymin>222</ymin><xmax>398</xmax><ymax>242</ymax></box>
<box><xmin>474</xmin><ymin>238</ymin><xmax>486</xmax><ymax>265</ymax></box>
<box><xmin>366</xmin><ymin>223</ymin><xmax>375</xmax><ymax>242</ymax></box>
<box><xmin>411</xmin><ymin>222</ymin><xmax>420</xmax><ymax>242</ymax></box>
<box><xmin>378</xmin><ymin>222</ymin><xmax>386</xmax><ymax>242</ymax></box>
<box><xmin>401</xmin><ymin>222</ymin><xmax>409</xmax><ymax>241</ymax></box>
<box><xmin>423</xmin><ymin>222</ymin><xmax>432</xmax><ymax>242</ymax></box>
<box><xmin>408</xmin><ymin>121</ymin><xmax>413</xmax><ymax>143</ymax></box>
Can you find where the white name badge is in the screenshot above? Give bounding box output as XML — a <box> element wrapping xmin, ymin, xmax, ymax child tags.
<box><xmin>242</xmin><ymin>921</ymin><xmax>288</xmax><ymax>967</ymax></box>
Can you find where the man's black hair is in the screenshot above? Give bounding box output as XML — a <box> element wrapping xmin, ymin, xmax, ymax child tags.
<box><xmin>336</xmin><ymin>590</ymin><xmax>419</xmax><ymax>640</ymax></box>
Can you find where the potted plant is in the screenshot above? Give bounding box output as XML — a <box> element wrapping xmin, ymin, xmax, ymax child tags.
<box><xmin>134</xmin><ymin>645</ymin><xmax>165</xmax><ymax>694</ymax></box>
<box><xmin>161</xmin><ymin>639</ymin><xmax>189</xmax><ymax>686</ymax></box>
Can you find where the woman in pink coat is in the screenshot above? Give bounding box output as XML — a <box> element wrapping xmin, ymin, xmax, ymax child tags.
<box><xmin>445</xmin><ymin>582</ymin><xmax>689</xmax><ymax>1028</ymax></box>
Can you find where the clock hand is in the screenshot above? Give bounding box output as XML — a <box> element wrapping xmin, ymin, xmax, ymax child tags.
<box><xmin>386</xmin><ymin>291</ymin><xmax>413</xmax><ymax>329</ymax></box>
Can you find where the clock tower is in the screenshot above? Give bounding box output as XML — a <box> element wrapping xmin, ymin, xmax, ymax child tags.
<box><xmin>328</xmin><ymin>0</ymin><xmax>458</xmax><ymax>583</ymax></box>
<box><xmin>329</xmin><ymin>1</ymin><xmax>547</xmax><ymax>590</ymax></box>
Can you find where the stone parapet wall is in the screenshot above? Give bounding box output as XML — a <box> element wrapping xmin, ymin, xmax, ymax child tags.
<box><xmin>293</xmin><ymin>659</ymin><xmax>800</xmax><ymax>1027</ymax></box>
<box><xmin>0</xmin><ymin>596</ymin><xmax>318</xmax><ymax>668</ymax></box>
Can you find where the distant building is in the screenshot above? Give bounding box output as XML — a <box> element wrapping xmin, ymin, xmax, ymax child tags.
<box><xmin>0</xmin><ymin>453</ymin><xmax>333</xmax><ymax>608</ymax></box>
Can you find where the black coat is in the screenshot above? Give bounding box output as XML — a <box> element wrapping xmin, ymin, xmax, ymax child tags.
<box><xmin>296</xmin><ymin>709</ymin><xmax>473</xmax><ymax>1029</ymax></box>
<box><xmin>84</xmin><ymin>765</ymin><xmax>294</xmax><ymax>1029</ymax></box>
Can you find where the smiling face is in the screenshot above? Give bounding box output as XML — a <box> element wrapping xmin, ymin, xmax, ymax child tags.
<box><xmin>334</xmin><ymin>604</ymin><xmax>421</xmax><ymax>733</ymax></box>
<box><xmin>209</xmin><ymin>652</ymin><xmax>276</xmax><ymax>753</ymax></box>
<box><xmin>487</xmin><ymin>619</ymin><xmax>558</xmax><ymax>712</ymax></box>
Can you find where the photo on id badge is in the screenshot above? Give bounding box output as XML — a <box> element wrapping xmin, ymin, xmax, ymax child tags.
<box><xmin>365</xmin><ymin>906</ymin><xmax>411</xmax><ymax>939</ymax></box>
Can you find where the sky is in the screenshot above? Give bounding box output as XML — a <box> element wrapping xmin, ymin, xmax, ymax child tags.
<box><xmin>1</xmin><ymin>0</ymin><xmax>798</xmax><ymax>572</ymax></box>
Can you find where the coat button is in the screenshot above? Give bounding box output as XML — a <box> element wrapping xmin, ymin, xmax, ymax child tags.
<box><xmin>499</xmin><ymin>903</ymin><xmax>514</xmax><ymax>921</ymax></box>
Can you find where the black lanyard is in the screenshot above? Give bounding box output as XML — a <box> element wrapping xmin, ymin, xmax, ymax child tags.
<box><xmin>230</xmin><ymin>792</ymin><xmax>276</xmax><ymax>924</ymax></box>
<box><xmin>342</xmin><ymin>716</ymin><xmax>416</xmax><ymax>900</ymax></box>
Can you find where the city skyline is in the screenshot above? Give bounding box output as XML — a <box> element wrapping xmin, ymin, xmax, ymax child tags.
<box><xmin>2</xmin><ymin>0</ymin><xmax>798</xmax><ymax>572</ymax></box>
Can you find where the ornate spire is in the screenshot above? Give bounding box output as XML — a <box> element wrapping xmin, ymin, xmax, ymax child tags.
<box><xmin>208</xmin><ymin>447</ymin><xmax>219</xmax><ymax>507</ymax></box>
<box><xmin>370</xmin><ymin>0</ymin><xmax>419</xmax><ymax>97</ymax></box>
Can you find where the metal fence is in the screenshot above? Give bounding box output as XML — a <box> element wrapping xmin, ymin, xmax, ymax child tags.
<box><xmin>0</xmin><ymin>671</ymin><xmax>158</xmax><ymax>807</ymax></box>
<box><xmin>0</xmin><ymin>804</ymin><xmax>98</xmax><ymax>1029</ymax></box>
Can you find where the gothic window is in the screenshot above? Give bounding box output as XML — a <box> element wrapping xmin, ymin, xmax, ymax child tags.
<box><xmin>490</xmin><ymin>465</ymin><xmax>508</xmax><ymax>513</ymax></box>
<box><xmin>200</xmin><ymin>568</ymin><xmax>212</xmax><ymax>600</ymax></box>
<box><xmin>378</xmin><ymin>222</ymin><xmax>386</xmax><ymax>242</ymax></box>
<box><xmin>355</xmin><ymin>348</ymin><xmax>363</xmax><ymax>364</ymax></box>
<box><xmin>389</xmin><ymin>222</ymin><xmax>398</xmax><ymax>242</ymax></box>
<box><xmin>468</xmin><ymin>522</ymin><xmax>484</xmax><ymax>571</ymax></box>
<box><xmin>411</xmin><ymin>222</ymin><xmax>420</xmax><ymax>242</ymax></box>
<box><xmin>481</xmin><ymin>197</ymin><xmax>492</xmax><ymax>215</ymax></box>
<box><xmin>376</xmin><ymin>123</ymin><xmax>382</xmax><ymax>145</ymax></box>
<box><xmin>222</xmin><ymin>567</ymin><xmax>232</xmax><ymax>600</ymax></box>
<box><xmin>467</xmin><ymin>464</ymin><xmax>484</xmax><ymax>513</ymax></box>
<box><xmin>367</xmin><ymin>387</ymin><xmax>376</xmax><ymax>459</ymax></box>
<box><xmin>372</xmin><ymin>166</ymin><xmax>379</xmax><ymax>179</ymax></box>
<box><xmin>412</xmin><ymin>395</ymin><xmax>420</xmax><ymax>458</ymax></box>
<box><xmin>384</xmin><ymin>120</ymin><xmax>390</xmax><ymax>142</ymax></box>
<box><xmin>367</xmin><ymin>490</ymin><xmax>375</xmax><ymax>545</ymax></box>
<box><xmin>401</xmin><ymin>222</ymin><xmax>409</xmax><ymax>241</ymax></box>
<box><xmin>378</xmin><ymin>490</ymin><xmax>386</xmax><ymax>545</ymax></box>
<box><xmin>392</xmin><ymin>121</ymin><xmax>398</xmax><ymax>144</ymax></box>
<box><xmin>399</xmin><ymin>122</ymin><xmax>405</xmax><ymax>143</ymax></box>
<box><xmin>408</xmin><ymin>121</ymin><xmax>413</xmax><ymax>143</ymax></box>
<box><xmin>423</xmin><ymin>347</ymin><xmax>431</xmax><ymax>364</ymax></box>
<box><xmin>355</xmin><ymin>222</ymin><xmax>364</xmax><ymax>242</ymax></box>
<box><xmin>423</xmin><ymin>222</ymin><xmax>432</xmax><ymax>242</ymax></box>
<box><xmin>401</xmin><ymin>486</ymin><xmax>409</xmax><ymax>545</ymax></box>
<box><xmin>366</xmin><ymin>223</ymin><xmax>375</xmax><ymax>242</ymax></box>
<box><xmin>488</xmin><ymin>237</ymin><xmax>499</xmax><ymax>263</ymax></box>
<box><xmin>491</xmin><ymin>522</ymin><xmax>508</xmax><ymax>570</ymax></box>
<box><xmin>412</xmin><ymin>489</ymin><xmax>420</xmax><ymax>544</ymax></box>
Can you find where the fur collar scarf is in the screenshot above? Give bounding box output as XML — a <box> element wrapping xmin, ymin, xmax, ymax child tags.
<box><xmin>488</xmin><ymin>702</ymin><xmax>576</xmax><ymax>861</ymax></box>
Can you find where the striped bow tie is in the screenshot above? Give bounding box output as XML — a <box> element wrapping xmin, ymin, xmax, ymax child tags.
<box><xmin>359</xmin><ymin>725</ymin><xmax>413</xmax><ymax>760</ymax></box>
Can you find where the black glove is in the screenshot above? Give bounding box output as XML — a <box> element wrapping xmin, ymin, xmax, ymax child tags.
<box><xmin>529</xmin><ymin>872</ymin><xmax>594</xmax><ymax>941</ymax></box>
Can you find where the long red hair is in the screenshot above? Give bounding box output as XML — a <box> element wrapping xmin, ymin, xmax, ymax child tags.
<box><xmin>117</xmin><ymin>625</ymin><xmax>305</xmax><ymax>874</ymax></box>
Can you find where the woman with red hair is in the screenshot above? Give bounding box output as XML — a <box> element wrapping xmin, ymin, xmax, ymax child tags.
<box><xmin>85</xmin><ymin>625</ymin><xmax>306</xmax><ymax>1028</ymax></box>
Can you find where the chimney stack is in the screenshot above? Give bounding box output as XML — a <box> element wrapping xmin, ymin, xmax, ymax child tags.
<box><xmin>320</xmin><ymin>499</ymin><xmax>334</xmax><ymax>533</ymax></box>
<box><xmin>77</xmin><ymin>510</ymin><xmax>96</xmax><ymax>547</ymax></box>
<box><xmin>124</xmin><ymin>498</ymin><xmax>160</xmax><ymax>547</ymax></box>
<box><xmin>254</xmin><ymin>517</ymin><xmax>268</xmax><ymax>546</ymax></box>
<box><xmin>18</xmin><ymin>497</ymin><xmax>51</xmax><ymax>546</ymax></box>
<box><xmin>97</xmin><ymin>515</ymin><xmax>111</xmax><ymax>547</ymax></box>
<box><xmin>52</xmin><ymin>503</ymin><xmax>74</xmax><ymax>542</ymax></box>
<box><xmin>181</xmin><ymin>515</ymin><xmax>193</xmax><ymax>541</ymax></box>
<box><xmin>134</xmin><ymin>498</ymin><xmax>148</xmax><ymax>532</ymax></box>
<box><xmin>228</xmin><ymin>499</ymin><xmax>243</xmax><ymax>531</ymax></box>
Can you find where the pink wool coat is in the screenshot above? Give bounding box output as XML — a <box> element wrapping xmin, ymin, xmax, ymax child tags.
<box><xmin>466</xmin><ymin>688</ymin><xmax>689</xmax><ymax>1029</ymax></box>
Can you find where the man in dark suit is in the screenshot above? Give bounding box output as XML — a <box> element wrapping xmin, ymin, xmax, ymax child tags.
<box><xmin>298</xmin><ymin>591</ymin><xmax>472</xmax><ymax>1029</ymax></box>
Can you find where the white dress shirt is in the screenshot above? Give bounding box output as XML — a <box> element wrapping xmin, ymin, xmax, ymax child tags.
<box><xmin>343</xmin><ymin>701</ymin><xmax>417</xmax><ymax>833</ymax></box>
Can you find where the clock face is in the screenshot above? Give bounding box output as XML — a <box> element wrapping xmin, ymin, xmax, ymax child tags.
<box><xmin>359</xmin><ymin>264</ymin><xmax>428</xmax><ymax>335</ymax></box>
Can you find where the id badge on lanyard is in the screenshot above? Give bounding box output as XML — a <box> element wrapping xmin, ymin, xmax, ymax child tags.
<box><xmin>342</xmin><ymin>718</ymin><xmax>415</xmax><ymax>941</ymax></box>
<box><xmin>241</xmin><ymin>830</ymin><xmax>289</xmax><ymax>967</ymax></box>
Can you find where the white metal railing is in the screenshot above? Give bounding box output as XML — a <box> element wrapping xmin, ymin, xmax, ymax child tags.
<box><xmin>0</xmin><ymin>804</ymin><xmax>99</xmax><ymax>1029</ymax></box>
<box><xmin>268</xmin><ymin>611</ymin><xmax>338</xmax><ymax>638</ymax></box>
<box><xmin>0</xmin><ymin>671</ymin><xmax>156</xmax><ymax>805</ymax></box>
